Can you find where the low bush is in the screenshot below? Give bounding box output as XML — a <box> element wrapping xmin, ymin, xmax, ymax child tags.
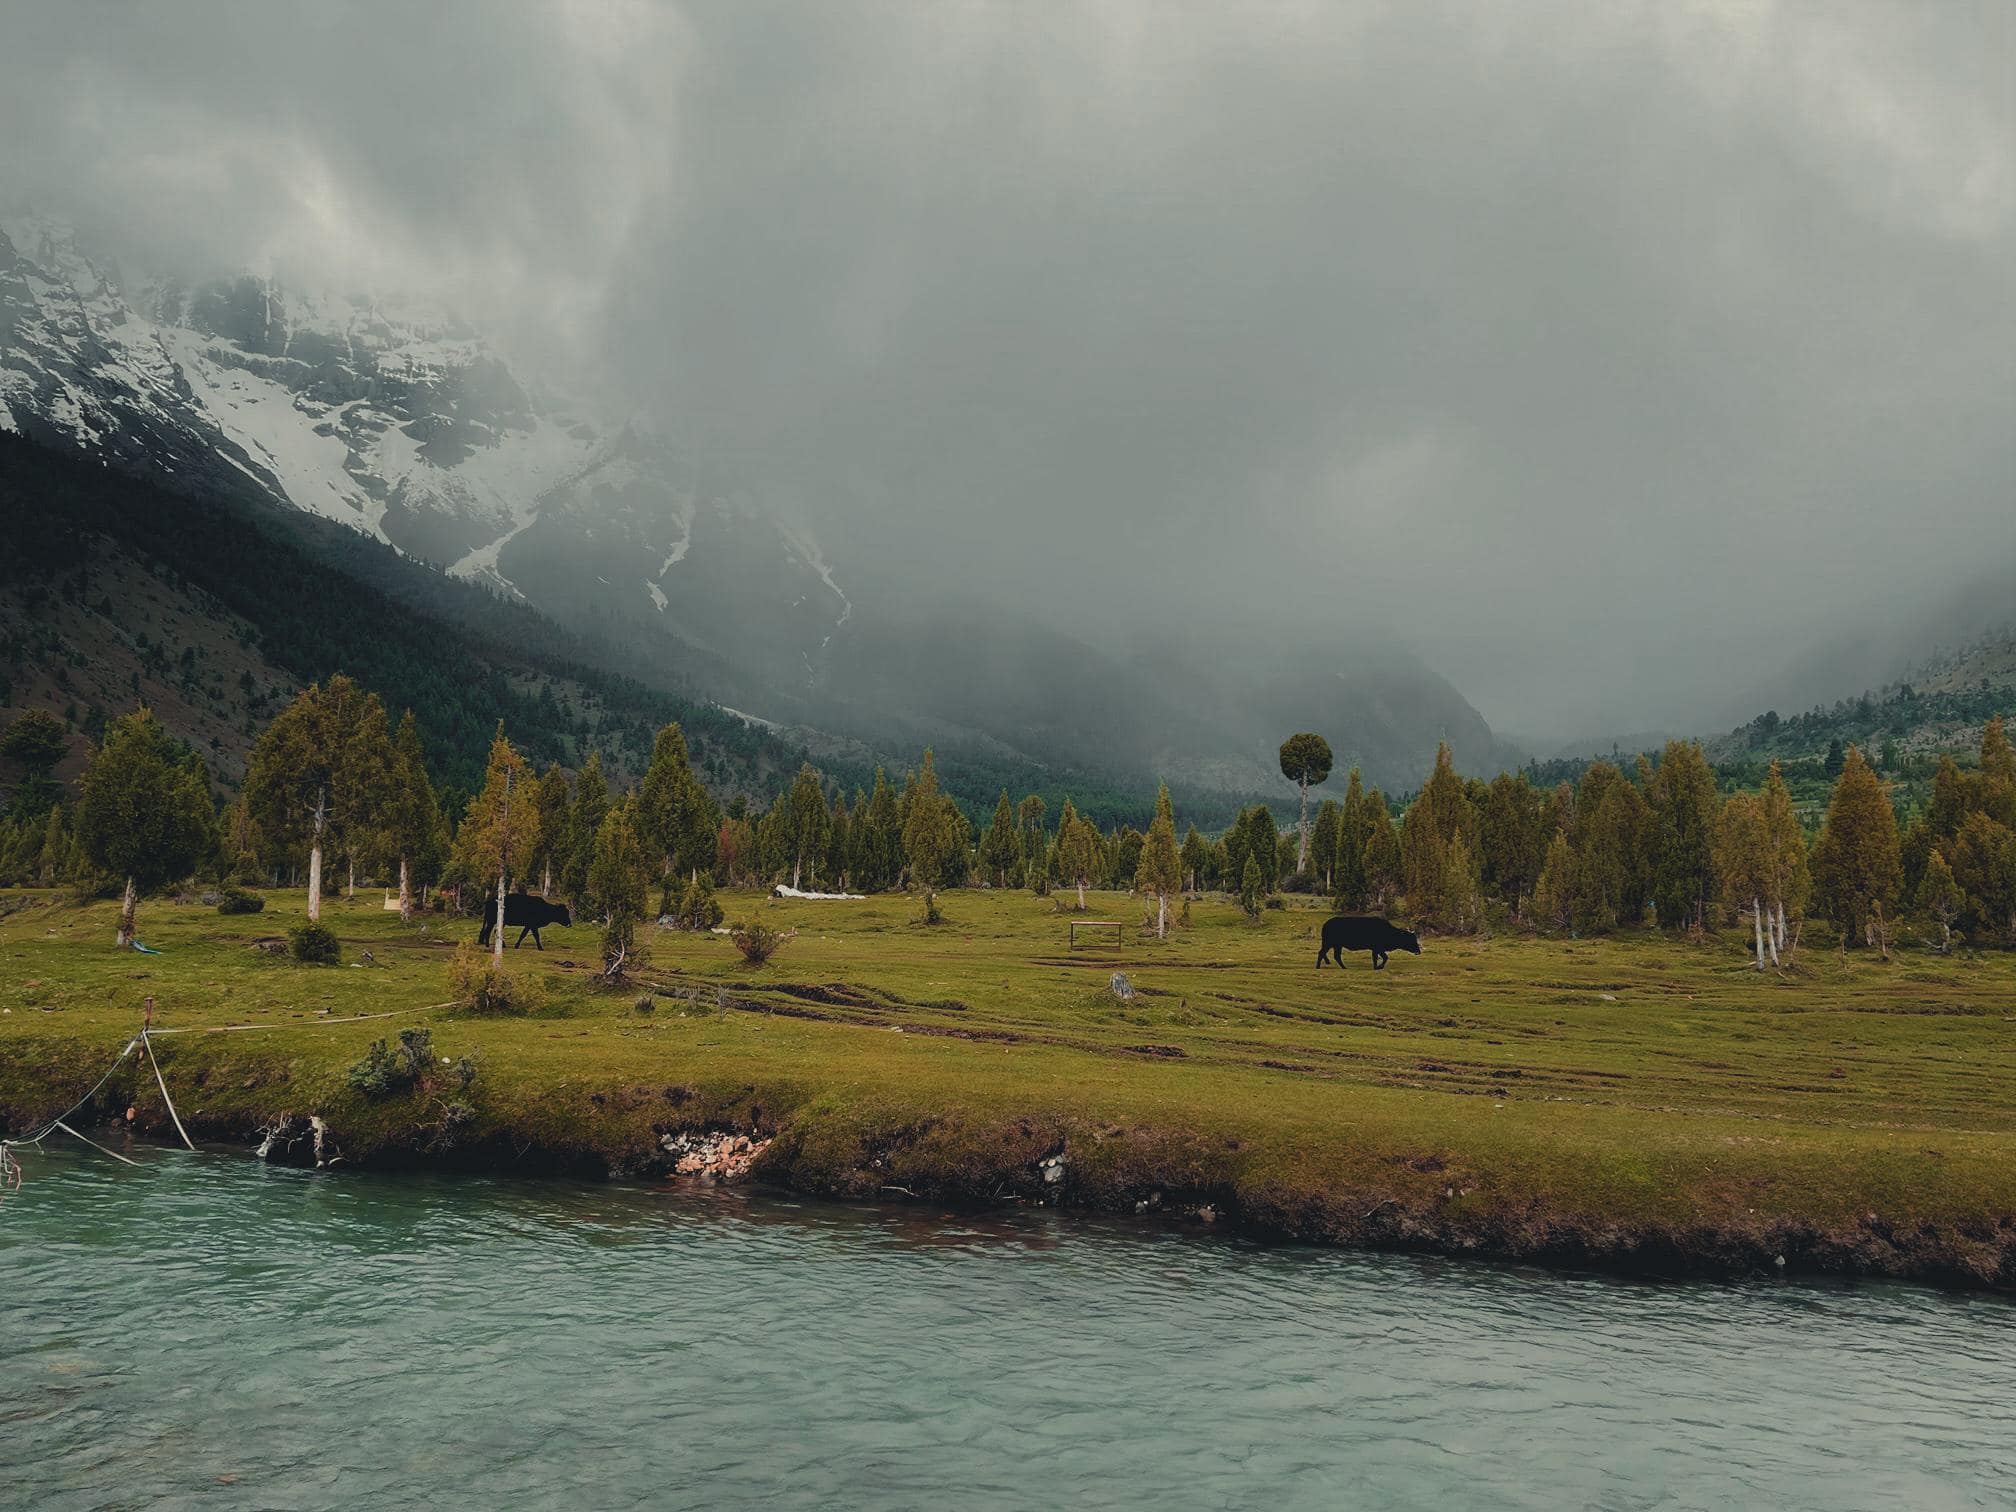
<box><xmin>346</xmin><ymin>1028</ymin><xmax>435</xmax><ymax>1099</ymax></box>
<box><xmin>447</xmin><ymin>940</ymin><xmax>543</xmax><ymax>1015</ymax></box>
<box><xmin>1281</xmin><ymin>872</ymin><xmax>1318</xmax><ymax>894</ymax></box>
<box><xmin>670</xmin><ymin>877</ymin><xmax>725</xmax><ymax>931</ymax></box>
<box><xmin>730</xmin><ymin>920</ymin><xmax>784</xmax><ymax>966</ymax></box>
<box><xmin>289</xmin><ymin>921</ymin><xmax>341</xmax><ymax>964</ymax></box>
<box><xmin>216</xmin><ymin>887</ymin><xmax>265</xmax><ymax>915</ymax></box>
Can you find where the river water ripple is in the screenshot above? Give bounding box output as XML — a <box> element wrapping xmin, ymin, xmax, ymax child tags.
<box><xmin>2</xmin><ymin>1148</ymin><xmax>2010</xmax><ymax>1510</ymax></box>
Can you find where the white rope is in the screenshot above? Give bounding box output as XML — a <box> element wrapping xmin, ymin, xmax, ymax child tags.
<box><xmin>51</xmin><ymin>1120</ymin><xmax>143</xmax><ymax>1167</ymax></box>
<box><xmin>141</xmin><ymin>1031</ymin><xmax>196</xmax><ymax>1152</ymax></box>
<box><xmin>3</xmin><ymin>1039</ymin><xmax>138</xmax><ymax>1149</ymax></box>
<box><xmin>145</xmin><ymin>1002</ymin><xmax>456</xmax><ymax>1035</ymax></box>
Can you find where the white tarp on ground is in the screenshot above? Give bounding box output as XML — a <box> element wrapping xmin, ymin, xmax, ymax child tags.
<box><xmin>770</xmin><ymin>884</ymin><xmax>867</xmax><ymax>900</ymax></box>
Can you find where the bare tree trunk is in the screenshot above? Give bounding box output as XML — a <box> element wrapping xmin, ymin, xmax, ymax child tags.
<box><xmin>1764</xmin><ymin>896</ymin><xmax>1780</xmax><ymax>966</ymax></box>
<box><xmin>307</xmin><ymin>787</ymin><xmax>327</xmax><ymax>923</ymax></box>
<box><xmin>493</xmin><ymin>868</ymin><xmax>508</xmax><ymax>965</ymax></box>
<box><xmin>398</xmin><ymin>856</ymin><xmax>414</xmax><ymax>924</ymax></box>
<box><xmin>1752</xmin><ymin>896</ymin><xmax>1766</xmax><ymax>970</ymax></box>
<box><xmin>1297</xmin><ymin>778</ymin><xmax>1310</xmax><ymax>873</ymax></box>
<box><xmin>346</xmin><ymin>859</ymin><xmax>355</xmax><ymax>899</ymax></box>
<box><xmin>1157</xmin><ymin>891</ymin><xmax>1168</xmax><ymax>940</ymax></box>
<box><xmin>792</xmin><ymin>854</ymin><xmax>802</xmax><ymax>891</ymax></box>
<box><xmin>1076</xmin><ymin>877</ymin><xmax>1087</xmax><ymax>911</ymax></box>
<box><xmin>1774</xmin><ymin>900</ymin><xmax>1788</xmax><ymax>957</ymax></box>
<box><xmin>542</xmin><ymin>862</ymin><xmax>551</xmax><ymax>899</ymax></box>
<box><xmin>117</xmin><ymin>875</ymin><xmax>138</xmax><ymax>949</ymax></box>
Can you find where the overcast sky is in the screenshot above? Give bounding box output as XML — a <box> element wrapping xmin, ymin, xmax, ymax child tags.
<box><xmin>5</xmin><ymin>2</ymin><xmax>2011</xmax><ymax>739</ymax></box>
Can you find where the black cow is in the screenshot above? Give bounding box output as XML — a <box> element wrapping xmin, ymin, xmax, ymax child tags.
<box><xmin>477</xmin><ymin>892</ymin><xmax>573</xmax><ymax>950</ymax></box>
<box><xmin>1317</xmin><ymin>915</ymin><xmax>1421</xmax><ymax>971</ymax></box>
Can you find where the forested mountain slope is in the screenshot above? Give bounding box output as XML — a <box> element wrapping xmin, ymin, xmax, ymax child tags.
<box><xmin>0</xmin><ymin>435</ymin><xmax>827</xmax><ymax>799</ymax></box>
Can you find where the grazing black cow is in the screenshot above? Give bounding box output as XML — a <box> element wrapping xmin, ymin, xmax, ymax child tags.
<box><xmin>1317</xmin><ymin>915</ymin><xmax>1421</xmax><ymax>971</ymax></box>
<box><xmin>477</xmin><ymin>892</ymin><xmax>573</xmax><ymax>950</ymax></box>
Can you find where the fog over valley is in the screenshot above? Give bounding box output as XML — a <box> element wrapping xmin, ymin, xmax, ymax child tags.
<box><xmin>3</xmin><ymin>1</ymin><xmax>2011</xmax><ymax>777</ymax></box>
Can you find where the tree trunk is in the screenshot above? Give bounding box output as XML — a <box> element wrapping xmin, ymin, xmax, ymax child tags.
<box><xmin>307</xmin><ymin>843</ymin><xmax>324</xmax><ymax>923</ymax></box>
<box><xmin>792</xmin><ymin>855</ymin><xmax>802</xmax><ymax>891</ymax></box>
<box><xmin>117</xmin><ymin>875</ymin><xmax>138</xmax><ymax>949</ymax></box>
<box><xmin>1764</xmin><ymin>896</ymin><xmax>1780</xmax><ymax>966</ymax></box>
<box><xmin>1752</xmin><ymin>896</ymin><xmax>1766</xmax><ymax>970</ymax></box>
<box><xmin>542</xmin><ymin>862</ymin><xmax>552</xmax><ymax>899</ymax></box>
<box><xmin>346</xmin><ymin>859</ymin><xmax>355</xmax><ymax>899</ymax></box>
<box><xmin>1076</xmin><ymin>877</ymin><xmax>1087</xmax><ymax>911</ymax></box>
<box><xmin>1297</xmin><ymin>778</ymin><xmax>1310</xmax><ymax>872</ymax></box>
<box><xmin>493</xmin><ymin>869</ymin><xmax>508</xmax><ymax>964</ymax></box>
<box><xmin>1157</xmin><ymin>891</ymin><xmax>1168</xmax><ymax>940</ymax></box>
<box><xmin>399</xmin><ymin>856</ymin><xmax>414</xmax><ymax>924</ymax></box>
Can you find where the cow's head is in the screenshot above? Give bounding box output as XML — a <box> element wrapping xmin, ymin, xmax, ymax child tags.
<box><xmin>1399</xmin><ymin>928</ymin><xmax>1422</xmax><ymax>954</ymax></box>
<box><xmin>555</xmin><ymin>905</ymin><xmax>573</xmax><ymax>927</ymax></box>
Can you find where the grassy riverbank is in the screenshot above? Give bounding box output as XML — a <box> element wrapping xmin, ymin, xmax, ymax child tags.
<box><xmin>3</xmin><ymin>886</ymin><xmax>2013</xmax><ymax>1287</ymax></box>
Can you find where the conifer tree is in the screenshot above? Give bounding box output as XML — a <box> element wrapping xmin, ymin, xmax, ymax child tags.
<box><xmin>1179</xmin><ymin>824</ymin><xmax>1207</xmax><ymax>895</ymax></box>
<box><xmin>979</xmin><ymin>788</ymin><xmax>1022</xmax><ymax>888</ymax></box>
<box><xmin>1277</xmin><ymin>732</ymin><xmax>1333</xmax><ymax>873</ymax></box>
<box><xmin>1760</xmin><ymin>761</ymin><xmax>1808</xmax><ymax>956</ymax></box>
<box><xmin>244</xmin><ymin>676</ymin><xmax>385</xmax><ymax>923</ymax></box>
<box><xmin>856</xmin><ymin>767</ymin><xmax>902</xmax><ymax>892</ymax></box>
<box><xmin>1400</xmin><ymin>742</ymin><xmax>1472</xmax><ymax>913</ymax></box>
<box><xmin>586</xmin><ymin>798</ymin><xmax>651</xmax><ymax>974</ymax></box>
<box><xmin>1309</xmin><ymin>799</ymin><xmax>1342</xmax><ymax>892</ymax></box>
<box><xmin>899</xmin><ymin>750</ymin><xmax>958</xmax><ymax>907</ymax></box>
<box><xmin>560</xmin><ymin>753</ymin><xmax>609</xmax><ymax>911</ymax></box>
<box><xmin>1916</xmin><ymin>848</ymin><xmax>1963</xmax><ymax>952</ymax></box>
<box><xmin>825</xmin><ymin>791</ymin><xmax>854</xmax><ymax>889</ymax></box>
<box><xmin>1017</xmin><ymin>794</ymin><xmax>1048</xmax><ymax>867</ymax></box>
<box><xmin>786</xmin><ymin>764</ymin><xmax>829</xmax><ymax>890</ymax></box>
<box><xmin>1440</xmin><ymin>832</ymin><xmax>1482</xmax><ymax>935</ymax></box>
<box><xmin>1812</xmin><ymin>745</ymin><xmax>1901</xmax><ymax>947</ymax></box>
<box><xmin>637</xmin><ymin>723</ymin><xmax>713</xmax><ymax>887</ymax></box>
<box><xmin>1361</xmin><ymin>791</ymin><xmax>1402</xmax><ymax>908</ymax></box>
<box><xmin>1333</xmin><ymin>769</ymin><xmax>1371</xmax><ymax>911</ymax></box>
<box><xmin>385</xmin><ymin>711</ymin><xmax>442</xmax><ymax>923</ymax></box>
<box><xmin>1239</xmin><ymin>854</ymin><xmax>1262</xmax><ymax>919</ymax></box>
<box><xmin>1</xmin><ymin>709</ymin><xmax>67</xmax><ymax>821</ymax></box>
<box><xmin>1647</xmin><ymin>740</ymin><xmax>1719</xmax><ymax>932</ymax></box>
<box><xmin>1715</xmin><ymin>790</ymin><xmax>1774</xmax><ymax>967</ymax></box>
<box><xmin>76</xmin><ymin>708</ymin><xmax>212</xmax><ymax>949</ymax></box>
<box><xmin>462</xmin><ymin>728</ymin><xmax>537</xmax><ymax>963</ymax></box>
<box><xmin>1237</xmin><ymin>806</ymin><xmax>1280</xmax><ymax>892</ymax></box>
<box><xmin>1054</xmin><ymin>800</ymin><xmax>1100</xmax><ymax>910</ymax></box>
<box><xmin>531</xmin><ymin>765</ymin><xmax>573</xmax><ymax>898</ymax></box>
<box><xmin>1532</xmin><ymin>830</ymin><xmax>1576</xmax><ymax>932</ymax></box>
<box><xmin>1948</xmin><ymin>811</ymin><xmax>2015</xmax><ymax>944</ymax></box>
<box><xmin>1136</xmin><ymin>782</ymin><xmax>1182</xmax><ymax>939</ymax></box>
<box><xmin>1479</xmin><ymin>772</ymin><xmax>1544</xmax><ymax>913</ymax></box>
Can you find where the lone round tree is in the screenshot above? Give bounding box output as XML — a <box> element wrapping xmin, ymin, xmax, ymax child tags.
<box><xmin>1278</xmin><ymin>733</ymin><xmax>1333</xmax><ymax>874</ymax></box>
<box><xmin>76</xmin><ymin>708</ymin><xmax>213</xmax><ymax>949</ymax></box>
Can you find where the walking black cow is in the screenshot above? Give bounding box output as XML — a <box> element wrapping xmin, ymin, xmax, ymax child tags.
<box><xmin>477</xmin><ymin>892</ymin><xmax>573</xmax><ymax>950</ymax></box>
<box><xmin>1316</xmin><ymin>915</ymin><xmax>1421</xmax><ymax>971</ymax></box>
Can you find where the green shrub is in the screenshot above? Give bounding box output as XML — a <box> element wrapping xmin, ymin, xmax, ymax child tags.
<box><xmin>289</xmin><ymin>921</ymin><xmax>341</xmax><ymax>964</ymax></box>
<box><xmin>216</xmin><ymin>887</ymin><xmax>265</xmax><ymax>915</ymax></box>
<box><xmin>447</xmin><ymin>941</ymin><xmax>543</xmax><ymax>1015</ymax></box>
<box><xmin>730</xmin><ymin>920</ymin><xmax>784</xmax><ymax>966</ymax></box>
<box><xmin>673</xmin><ymin>876</ymin><xmax>725</xmax><ymax>931</ymax></box>
<box><xmin>347</xmin><ymin>1028</ymin><xmax>435</xmax><ymax>1099</ymax></box>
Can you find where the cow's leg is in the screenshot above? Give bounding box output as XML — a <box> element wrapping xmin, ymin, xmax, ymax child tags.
<box><xmin>1316</xmin><ymin>945</ymin><xmax>1327</xmax><ymax>969</ymax></box>
<box><xmin>513</xmin><ymin>925</ymin><xmax>530</xmax><ymax>948</ymax></box>
<box><xmin>531</xmin><ymin>927</ymin><xmax>544</xmax><ymax>950</ymax></box>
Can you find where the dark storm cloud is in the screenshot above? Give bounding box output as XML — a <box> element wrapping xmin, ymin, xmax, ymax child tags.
<box><xmin>4</xmin><ymin>2</ymin><xmax>2011</xmax><ymax>737</ymax></box>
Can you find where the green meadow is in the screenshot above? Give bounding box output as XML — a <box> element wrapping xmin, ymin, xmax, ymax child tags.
<box><xmin>4</xmin><ymin>886</ymin><xmax>2013</xmax><ymax>1285</ymax></box>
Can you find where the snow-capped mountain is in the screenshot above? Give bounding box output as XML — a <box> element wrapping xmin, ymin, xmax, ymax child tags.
<box><xmin>0</xmin><ymin>211</ymin><xmax>853</xmax><ymax>698</ymax></box>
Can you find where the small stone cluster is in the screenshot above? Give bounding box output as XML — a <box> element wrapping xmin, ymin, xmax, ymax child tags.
<box><xmin>661</xmin><ymin>1129</ymin><xmax>771</xmax><ymax>1182</ymax></box>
